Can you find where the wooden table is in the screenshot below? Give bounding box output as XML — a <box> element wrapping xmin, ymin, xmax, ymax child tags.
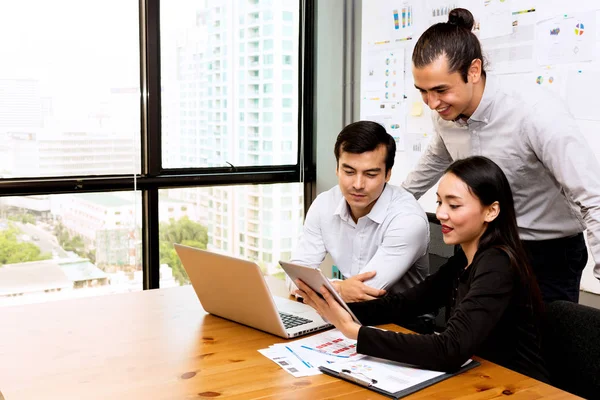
<box><xmin>0</xmin><ymin>285</ymin><xmax>579</xmax><ymax>399</ymax></box>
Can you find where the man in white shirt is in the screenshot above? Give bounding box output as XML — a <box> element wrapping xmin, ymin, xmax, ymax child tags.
<box><xmin>404</xmin><ymin>8</ymin><xmax>600</xmax><ymax>303</ymax></box>
<box><xmin>286</xmin><ymin>121</ymin><xmax>429</xmax><ymax>302</ymax></box>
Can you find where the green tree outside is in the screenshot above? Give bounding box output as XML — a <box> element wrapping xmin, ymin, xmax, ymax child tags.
<box><xmin>7</xmin><ymin>213</ymin><xmax>36</xmax><ymax>224</ymax></box>
<box><xmin>0</xmin><ymin>227</ymin><xmax>51</xmax><ymax>266</ymax></box>
<box><xmin>54</xmin><ymin>222</ymin><xmax>94</xmax><ymax>262</ymax></box>
<box><xmin>159</xmin><ymin>217</ymin><xmax>208</xmax><ymax>285</ymax></box>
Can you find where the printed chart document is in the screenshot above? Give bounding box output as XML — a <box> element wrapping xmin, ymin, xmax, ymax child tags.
<box><xmin>320</xmin><ymin>356</ymin><xmax>480</xmax><ymax>399</ymax></box>
<box><xmin>258</xmin><ymin>329</ymin><xmax>363</xmax><ymax>378</ymax></box>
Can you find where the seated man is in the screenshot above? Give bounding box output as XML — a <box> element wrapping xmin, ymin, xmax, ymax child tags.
<box><xmin>286</xmin><ymin>121</ymin><xmax>429</xmax><ymax>302</ymax></box>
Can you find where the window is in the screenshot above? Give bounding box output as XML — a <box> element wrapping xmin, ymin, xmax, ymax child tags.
<box><xmin>157</xmin><ymin>184</ymin><xmax>305</xmax><ymax>284</ymax></box>
<box><xmin>282</xmin><ymin>70</ymin><xmax>293</xmax><ymax>80</ymax></box>
<box><xmin>162</xmin><ymin>2</ymin><xmax>301</xmax><ymax>168</ymax></box>
<box><xmin>282</xmin><ymin>98</ymin><xmax>292</xmax><ymax>107</ymax></box>
<box><xmin>283</xmin><ymin>40</ymin><xmax>293</xmax><ymax>51</ymax></box>
<box><xmin>283</xmin><ymin>11</ymin><xmax>293</xmax><ymax>21</ymax></box>
<box><xmin>0</xmin><ymin>2</ymin><xmax>140</xmax><ymax>179</ymax></box>
<box><xmin>0</xmin><ymin>0</ymin><xmax>311</xmax><ymax>306</ymax></box>
<box><xmin>0</xmin><ymin>192</ymin><xmax>142</xmax><ymax>306</ymax></box>
<box><xmin>283</xmin><ymin>55</ymin><xmax>292</xmax><ymax>65</ymax></box>
<box><xmin>281</xmin><ymin>141</ymin><xmax>293</xmax><ymax>151</ymax></box>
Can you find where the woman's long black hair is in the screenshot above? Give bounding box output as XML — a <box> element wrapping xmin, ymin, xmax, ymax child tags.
<box><xmin>445</xmin><ymin>156</ymin><xmax>543</xmax><ymax>314</ymax></box>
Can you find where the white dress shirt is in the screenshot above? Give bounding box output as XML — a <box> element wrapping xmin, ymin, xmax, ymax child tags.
<box><xmin>286</xmin><ymin>184</ymin><xmax>429</xmax><ymax>294</ymax></box>
<box><xmin>402</xmin><ymin>75</ymin><xmax>600</xmax><ymax>279</ymax></box>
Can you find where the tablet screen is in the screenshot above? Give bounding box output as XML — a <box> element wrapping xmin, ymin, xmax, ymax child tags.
<box><xmin>279</xmin><ymin>260</ymin><xmax>362</xmax><ymax>324</ymax></box>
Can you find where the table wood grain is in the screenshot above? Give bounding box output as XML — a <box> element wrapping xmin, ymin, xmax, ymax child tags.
<box><xmin>0</xmin><ymin>285</ymin><xmax>580</xmax><ymax>399</ymax></box>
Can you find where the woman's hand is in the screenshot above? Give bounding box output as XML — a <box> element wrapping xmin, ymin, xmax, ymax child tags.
<box><xmin>295</xmin><ymin>279</ymin><xmax>360</xmax><ymax>340</ymax></box>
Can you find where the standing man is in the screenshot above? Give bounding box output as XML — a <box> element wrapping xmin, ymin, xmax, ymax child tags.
<box><xmin>403</xmin><ymin>8</ymin><xmax>600</xmax><ymax>303</ymax></box>
<box><xmin>287</xmin><ymin>121</ymin><xmax>429</xmax><ymax>302</ymax></box>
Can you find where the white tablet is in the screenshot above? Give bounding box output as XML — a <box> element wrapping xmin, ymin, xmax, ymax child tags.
<box><xmin>279</xmin><ymin>260</ymin><xmax>362</xmax><ymax>324</ymax></box>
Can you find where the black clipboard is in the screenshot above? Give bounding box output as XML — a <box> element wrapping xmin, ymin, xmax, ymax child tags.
<box><xmin>319</xmin><ymin>359</ymin><xmax>480</xmax><ymax>399</ymax></box>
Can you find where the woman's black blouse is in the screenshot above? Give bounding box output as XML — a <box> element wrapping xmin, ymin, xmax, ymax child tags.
<box><xmin>348</xmin><ymin>247</ymin><xmax>549</xmax><ymax>382</ymax></box>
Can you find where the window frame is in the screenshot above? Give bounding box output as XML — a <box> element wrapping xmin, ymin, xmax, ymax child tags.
<box><xmin>0</xmin><ymin>0</ymin><xmax>316</xmax><ymax>290</ymax></box>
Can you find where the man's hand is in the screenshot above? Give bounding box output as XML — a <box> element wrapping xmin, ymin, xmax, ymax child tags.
<box><xmin>333</xmin><ymin>271</ymin><xmax>386</xmax><ymax>302</ymax></box>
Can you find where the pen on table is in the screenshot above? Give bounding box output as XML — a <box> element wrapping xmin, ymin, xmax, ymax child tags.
<box><xmin>339</xmin><ymin>368</ymin><xmax>377</xmax><ymax>387</ymax></box>
<box><xmin>285</xmin><ymin>346</ymin><xmax>312</xmax><ymax>368</ymax></box>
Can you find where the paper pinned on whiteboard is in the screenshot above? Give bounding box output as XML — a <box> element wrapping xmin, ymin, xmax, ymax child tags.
<box><xmin>530</xmin><ymin>65</ymin><xmax>565</xmax><ymax>97</ymax></box>
<box><xmin>479</xmin><ymin>0</ymin><xmax>514</xmax><ymax>40</ymax></box>
<box><xmin>362</xmin><ymin>48</ymin><xmax>406</xmax><ymax>104</ymax></box>
<box><xmin>535</xmin><ymin>12</ymin><xmax>596</xmax><ymax>65</ymax></box>
<box><xmin>566</xmin><ymin>69</ymin><xmax>600</xmax><ymax>121</ymax></box>
<box><xmin>365</xmin><ymin>113</ymin><xmax>406</xmax><ymax>152</ymax></box>
<box><xmin>410</xmin><ymin>102</ymin><xmax>423</xmax><ymax>117</ymax></box>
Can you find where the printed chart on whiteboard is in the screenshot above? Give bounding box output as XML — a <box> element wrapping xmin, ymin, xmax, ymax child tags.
<box><xmin>535</xmin><ymin>12</ymin><xmax>596</xmax><ymax>65</ymax></box>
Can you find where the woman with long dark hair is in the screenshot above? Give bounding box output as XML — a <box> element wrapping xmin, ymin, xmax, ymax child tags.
<box><xmin>296</xmin><ymin>156</ymin><xmax>549</xmax><ymax>382</ymax></box>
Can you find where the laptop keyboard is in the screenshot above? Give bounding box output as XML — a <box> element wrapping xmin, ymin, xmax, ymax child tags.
<box><xmin>279</xmin><ymin>312</ymin><xmax>312</xmax><ymax>329</ymax></box>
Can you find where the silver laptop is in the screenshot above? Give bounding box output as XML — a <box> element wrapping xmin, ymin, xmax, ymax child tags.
<box><xmin>174</xmin><ymin>244</ymin><xmax>332</xmax><ymax>339</ymax></box>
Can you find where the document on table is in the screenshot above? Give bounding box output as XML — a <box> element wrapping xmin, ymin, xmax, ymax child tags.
<box><xmin>320</xmin><ymin>357</ymin><xmax>479</xmax><ymax>398</ymax></box>
<box><xmin>258</xmin><ymin>329</ymin><xmax>365</xmax><ymax>377</ymax></box>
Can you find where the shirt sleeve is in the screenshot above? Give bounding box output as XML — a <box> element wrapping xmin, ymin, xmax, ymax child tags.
<box><xmin>285</xmin><ymin>198</ymin><xmax>327</xmax><ymax>294</ymax></box>
<box><xmin>357</xmin><ymin>214</ymin><xmax>429</xmax><ymax>290</ymax></box>
<box><xmin>355</xmin><ymin>249</ymin><xmax>515</xmax><ymax>372</ymax></box>
<box><xmin>402</xmin><ymin>118</ymin><xmax>453</xmax><ymax>199</ymax></box>
<box><xmin>526</xmin><ymin>103</ymin><xmax>600</xmax><ymax>280</ymax></box>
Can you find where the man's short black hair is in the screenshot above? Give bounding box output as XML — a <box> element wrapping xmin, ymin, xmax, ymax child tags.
<box><xmin>334</xmin><ymin>121</ymin><xmax>396</xmax><ymax>173</ymax></box>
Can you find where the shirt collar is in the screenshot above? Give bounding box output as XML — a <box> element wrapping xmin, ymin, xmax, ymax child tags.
<box><xmin>366</xmin><ymin>183</ymin><xmax>391</xmax><ymax>224</ymax></box>
<box><xmin>455</xmin><ymin>75</ymin><xmax>497</xmax><ymax>127</ymax></box>
<box><xmin>333</xmin><ymin>184</ymin><xmax>392</xmax><ymax>224</ymax></box>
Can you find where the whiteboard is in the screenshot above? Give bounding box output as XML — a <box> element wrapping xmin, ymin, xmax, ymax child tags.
<box><xmin>360</xmin><ymin>0</ymin><xmax>600</xmax><ymax>293</ymax></box>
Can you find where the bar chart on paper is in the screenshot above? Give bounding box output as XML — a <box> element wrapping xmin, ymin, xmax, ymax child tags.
<box><xmin>299</xmin><ymin>330</ymin><xmax>358</xmax><ymax>358</ymax></box>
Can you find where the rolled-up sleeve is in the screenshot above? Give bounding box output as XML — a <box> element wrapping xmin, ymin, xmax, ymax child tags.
<box><xmin>285</xmin><ymin>197</ymin><xmax>327</xmax><ymax>293</ymax></box>
<box><xmin>359</xmin><ymin>214</ymin><xmax>429</xmax><ymax>290</ymax></box>
<box><xmin>402</xmin><ymin>121</ymin><xmax>452</xmax><ymax>200</ymax></box>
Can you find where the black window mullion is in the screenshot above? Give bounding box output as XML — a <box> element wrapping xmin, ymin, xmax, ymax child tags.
<box><xmin>141</xmin><ymin>0</ymin><xmax>161</xmax><ymax>289</ymax></box>
<box><xmin>301</xmin><ymin>0</ymin><xmax>316</xmax><ymax>213</ymax></box>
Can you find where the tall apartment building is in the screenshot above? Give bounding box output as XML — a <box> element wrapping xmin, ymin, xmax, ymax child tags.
<box><xmin>0</xmin><ymin>79</ymin><xmax>44</xmax><ymax>130</ymax></box>
<box><xmin>165</xmin><ymin>0</ymin><xmax>303</xmax><ymax>274</ymax></box>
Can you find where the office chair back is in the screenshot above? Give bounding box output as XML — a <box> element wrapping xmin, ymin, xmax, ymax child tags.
<box><xmin>543</xmin><ymin>300</ymin><xmax>600</xmax><ymax>399</ymax></box>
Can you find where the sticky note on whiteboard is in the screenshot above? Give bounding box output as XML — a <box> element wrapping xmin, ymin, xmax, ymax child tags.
<box><xmin>410</xmin><ymin>102</ymin><xmax>423</xmax><ymax>116</ymax></box>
